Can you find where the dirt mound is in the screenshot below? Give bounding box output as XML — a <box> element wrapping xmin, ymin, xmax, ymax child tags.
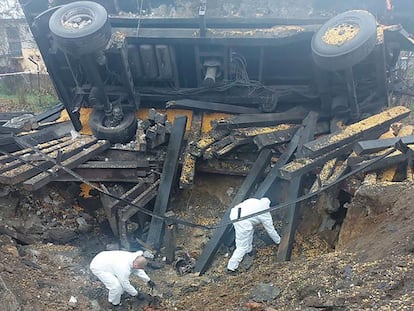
<box><xmin>338</xmin><ymin>181</ymin><xmax>414</xmax><ymax>261</ymax></box>
<box><xmin>1</xmin><ymin>177</ymin><xmax>414</xmax><ymax>310</ymax></box>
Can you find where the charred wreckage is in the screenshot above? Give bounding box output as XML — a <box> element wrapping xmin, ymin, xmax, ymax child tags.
<box><xmin>0</xmin><ymin>0</ymin><xmax>414</xmax><ymax>274</ymax></box>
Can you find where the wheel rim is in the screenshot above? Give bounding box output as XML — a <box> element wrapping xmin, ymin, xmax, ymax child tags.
<box><xmin>61</xmin><ymin>9</ymin><xmax>94</xmax><ymax>30</ymax></box>
<box><xmin>322</xmin><ymin>23</ymin><xmax>360</xmax><ymax>46</ymax></box>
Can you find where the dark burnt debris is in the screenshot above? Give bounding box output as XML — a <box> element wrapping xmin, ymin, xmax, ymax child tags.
<box><xmin>1</xmin><ymin>0</ymin><xmax>414</xmax><ymax>275</ymax></box>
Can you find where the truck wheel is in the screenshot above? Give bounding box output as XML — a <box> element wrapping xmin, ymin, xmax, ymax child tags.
<box><xmin>49</xmin><ymin>1</ymin><xmax>111</xmax><ymax>56</ymax></box>
<box><xmin>89</xmin><ymin>109</ymin><xmax>137</xmax><ymax>144</ymax></box>
<box><xmin>311</xmin><ymin>10</ymin><xmax>377</xmax><ymax>71</ymax></box>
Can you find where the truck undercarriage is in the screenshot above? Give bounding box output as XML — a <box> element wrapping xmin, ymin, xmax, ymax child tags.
<box><xmin>18</xmin><ymin>0</ymin><xmax>414</xmax><ymax>143</ymax></box>
<box><xmin>7</xmin><ymin>0</ymin><xmax>414</xmax><ymax>272</ymax></box>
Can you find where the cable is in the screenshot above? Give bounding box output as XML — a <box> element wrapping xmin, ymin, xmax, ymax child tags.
<box><xmin>0</xmin><ymin>136</ymin><xmax>399</xmax><ymax>230</ymax></box>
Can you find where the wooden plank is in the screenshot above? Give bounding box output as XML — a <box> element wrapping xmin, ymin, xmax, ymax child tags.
<box><xmin>276</xmin><ymin>112</ymin><xmax>319</xmax><ymax>262</ymax></box>
<box><xmin>22</xmin><ymin>140</ymin><xmax>110</xmax><ymax>190</ymax></box>
<box><xmin>303</xmin><ymin>106</ymin><xmax>411</xmax><ymax>158</ymax></box>
<box><xmin>146</xmin><ymin>116</ymin><xmax>187</xmax><ymax>249</ymax></box>
<box><xmin>255</xmin><ymin>127</ymin><xmax>305</xmax><ymax>198</ymax></box>
<box><xmin>189</xmin><ymin>129</ymin><xmax>229</xmax><ymax>158</ymax></box>
<box><xmin>77</xmin><ymin>160</ymin><xmax>150</xmax><ymax>169</ymax></box>
<box><xmin>350</xmin><ymin>149</ymin><xmax>409</xmax><ymax>172</ymax></box>
<box><xmin>253</xmin><ymin>127</ymin><xmax>297</xmax><ymax>150</ymax></box>
<box><xmin>212</xmin><ymin>106</ymin><xmax>309</xmax><ymax>130</ymax></box>
<box><xmin>180</xmin><ymin>111</ymin><xmax>202</xmax><ymax>189</ymax></box>
<box><xmin>196</xmin><ymin>158</ymin><xmax>251</xmax><ymax>176</ymax></box>
<box><xmin>214</xmin><ymin>138</ymin><xmax>251</xmax><ymax>157</ymax></box>
<box><xmin>309</xmin><ymin>158</ymin><xmax>337</xmax><ymax>193</ymax></box>
<box><xmin>117</xmin><ymin>181</ymin><xmax>156</xmax><ymax>250</ymax></box>
<box><xmin>0</xmin><ymin>136</ymin><xmax>72</xmax><ymax>165</ymax></box>
<box><xmin>194</xmin><ymin>148</ymin><xmax>273</xmax><ymax>275</ymax></box>
<box><xmin>121</xmin><ymin>179</ymin><xmax>161</xmax><ymax>221</ymax></box>
<box><xmin>354</xmin><ymin>134</ymin><xmax>414</xmax><ymax>155</ymax></box>
<box><xmin>166</xmin><ymin>99</ymin><xmax>260</xmax><ymax>114</ymax></box>
<box><xmin>278</xmin><ymin>147</ymin><xmax>353</xmax><ymax>181</ymax></box>
<box><xmin>110</xmin><ymin>182</ymin><xmax>149</xmax><ymax>213</ymax></box>
<box><xmin>55</xmin><ymin>168</ymin><xmax>149</xmax><ymax>182</ymax></box>
<box><xmin>0</xmin><ymin>136</ymin><xmax>97</xmax><ymax>185</ymax></box>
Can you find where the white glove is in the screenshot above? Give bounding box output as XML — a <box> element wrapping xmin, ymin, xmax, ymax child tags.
<box><xmin>143</xmin><ymin>250</ymin><xmax>154</xmax><ymax>259</ymax></box>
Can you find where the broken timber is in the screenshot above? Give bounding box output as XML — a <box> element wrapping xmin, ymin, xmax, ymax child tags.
<box><xmin>118</xmin><ymin>179</ymin><xmax>161</xmax><ymax>249</ymax></box>
<box><xmin>301</xmin><ymin>106</ymin><xmax>410</xmax><ymax>158</ymax></box>
<box><xmin>354</xmin><ymin>134</ymin><xmax>414</xmax><ymax>155</ymax></box>
<box><xmin>23</xmin><ymin>140</ymin><xmax>111</xmax><ymax>190</ymax></box>
<box><xmin>194</xmin><ymin>148</ymin><xmax>273</xmax><ymax>275</ymax></box>
<box><xmin>0</xmin><ymin>136</ymin><xmax>99</xmax><ymax>185</ymax></box>
<box><xmin>167</xmin><ymin>99</ymin><xmax>260</xmax><ymax>114</ymax></box>
<box><xmin>212</xmin><ymin>106</ymin><xmax>309</xmax><ymax>130</ymax></box>
<box><xmin>179</xmin><ymin>111</ymin><xmax>202</xmax><ymax>189</ymax></box>
<box><xmin>279</xmin><ymin>106</ymin><xmax>411</xmax><ymax>180</ymax></box>
<box><xmin>146</xmin><ymin>115</ymin><xmax>187</xmax><ymax>249</ymax></box>
<box><xmin>276</xmin><ymin>111</ymin><xmax>318</xmax><ymax>262</ymax></box>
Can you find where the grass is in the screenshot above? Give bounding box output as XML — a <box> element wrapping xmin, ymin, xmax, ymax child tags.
<box><xmin>0</xmin><ymin>92</ymin><xmax>59</xmax><ymax>114</ymax></box>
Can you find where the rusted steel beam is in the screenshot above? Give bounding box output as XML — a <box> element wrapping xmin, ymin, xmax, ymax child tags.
<box><xmin>212</xmin><ymin>106</ymin><xmax>309</xmax><ymax>130</ymax></box>
<box><xmin>302</xmin><ymin>106</ymin><xmax>411</xmax><ymax>158</ymax></box>
<box><xmin>146</xmin><ymin>116</ymin><xmax>187</xmax><ymax>249</ymax></box>
<box><xmin>23</xmin><ymin>140</ymin><xmax>111</xmax><ymax>190</ymax></box>
<box><xmin>166</xmin><ymin>99</ymin><xmax>260</xmax><ymax>114</ymax></box>
<box><xmin>194</xmin><ymin>148</ymin><xmax>273</xmax><ymax>275</ymax></box>
<box><xmin>180</xmin><ymin>111</ymin><xmax>202</xmax><ymax>189</ymax></box>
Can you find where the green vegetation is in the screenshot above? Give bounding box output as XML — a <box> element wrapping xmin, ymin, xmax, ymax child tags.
<box><xmin>0</xmin><ymin>93</ymin><xmax>58</xmax><ymax>113</ymax></box>
<box><xmin>0</xmin><ymin>75</ymin><xmax>59</xmax><ymax>113</ymax></box>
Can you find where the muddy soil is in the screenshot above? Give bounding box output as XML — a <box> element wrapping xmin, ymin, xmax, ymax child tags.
<box><xmin>1</xmin><ymin>173</ymin><xmax>414</xmax><ymax>311</ymax></box>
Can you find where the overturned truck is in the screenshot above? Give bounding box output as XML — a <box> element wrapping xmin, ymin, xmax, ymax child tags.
<box><xmin>8</xmin><ymin>0</ymin><xmax>414</xmax><ymax>272</ymax></box>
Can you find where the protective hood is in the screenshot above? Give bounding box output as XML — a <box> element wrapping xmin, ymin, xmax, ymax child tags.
<box><xmin>260</xmin><ymin>197</ymin><xmax>271</xmax><ymax>208</ymax></box>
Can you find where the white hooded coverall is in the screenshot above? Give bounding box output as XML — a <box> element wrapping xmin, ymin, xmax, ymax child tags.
<box><xmin>227</xmin><ymin>197</ymin><xmax>281</xmax><ymax>271</ymax></box>
<box><xmin>90</xmin><ymin>250</ymin><xmax>151</xmax><ymax>305</ymax></box>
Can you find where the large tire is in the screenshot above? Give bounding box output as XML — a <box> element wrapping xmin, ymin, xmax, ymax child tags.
<box><xmin>89</xmin><ymin>109</ymin><xmax>137</xmax><ymax>144</ymax></box>
<box><xmin>311</xmin><ymin>10</ymin><xmax>377</xmax><ymax>71</ymax></box>
<box><xmin>49</xmin><ymin>1</ymin><xmax>111</xmax><ymax>56</ymax></box>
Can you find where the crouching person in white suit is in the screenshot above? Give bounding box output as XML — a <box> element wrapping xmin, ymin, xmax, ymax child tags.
<box><xmin>90</xmin><ymin>250</ymin><xmax>156</xmax><ymax>306</ymax></box>
<box><xmin>227</xmin><ymin>197</ymin><xmax>281</xmax><ymax>273</ymax></box>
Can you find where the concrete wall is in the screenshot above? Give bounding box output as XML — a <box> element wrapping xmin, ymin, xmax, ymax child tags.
<box><xmin>0</xmin><ymin>19</ymin><xmax>46</xmax><ymax>73</ymax></box>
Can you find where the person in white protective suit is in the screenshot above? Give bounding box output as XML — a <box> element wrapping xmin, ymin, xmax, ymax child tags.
<box><xmin>90</xmin><ymin>250</ymin><xmax>156</xmax><ymax>306</ymax></box>
<box><xmin>227</xmin><ymin>197</ymin><xmax>281</xmax><ymax>273</ymax></box>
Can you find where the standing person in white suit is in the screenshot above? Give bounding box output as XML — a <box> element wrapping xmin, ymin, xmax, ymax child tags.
<box><xmin>227</xmin><ymin>197</ymin><xmax>281</xmax><ymax>273</ymax></box>
<box><xmin>90</xmin><ymin>250</ymin><xmax>156</xmax><ymax>306</ymax></box>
